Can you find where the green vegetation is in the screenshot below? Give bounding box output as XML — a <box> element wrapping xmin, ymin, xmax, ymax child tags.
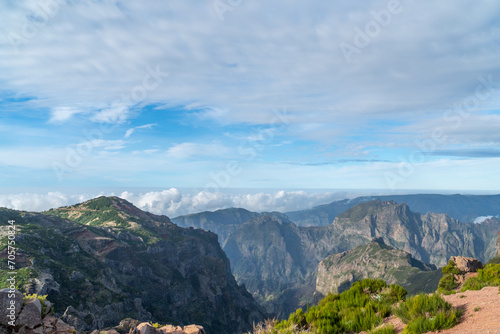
<box><xmin>461</xmin><ymin>263</ymin><xmax>500</xmax><ymax>292</ymax></box>
<box><xmin>394</xmin><ymin>293</ymin><xmax>462</xmax><ymax>334</ymax></box>
<box><xmin>437</xmin><ymin>260</ymin><xmax>462</xmax><ymax>294</ymax></box>
<box><xmin>486</xmin><ymin>257</ymin><xmax>500</xmax><ymax>265</ymax></box>
<box><xmin>249</xmin><ymin>278</ymin><xmax>464</xmax><ymax>334</ymax></box>
<box><xmin>44</xmin><ymin>197</ymin><xmax>131</xmax><ymax>228</ymax></box>
<box><xmin>150</xmin><ymin>322</ymin><xmax>164</xmax><ymax>328</ymax></box>
<box><xmin>442</xmin><ymin>260</ymin><xmax>461</xmax><ymax>275</ymax></box>
<box><xmin>269</xmin><ymin>279</ymin><xmax>406</xmax><ymax>333</ymax></box>
<box><xmin>474</xmin><ymin>307</ymin><xmax>480</xmax><ymax>312</ymax></box>
<box><xmin>460</xmin><ymin>277</ymin><xmax>485</xmax><ymax>292</ymax></box>
<box><xmin>369</xmin><ymin>324</ymin><xmax>395</xmax><ymax>334</ymax></box>
<box><xmin>437</xmin><ymin>274</ymin><xmax>457</xmax><ymax>294</ymax></box>
<box><xmin>0</xmin><ymin>267</ymin><xmax>38</xmax><ymax>291</ymax></box>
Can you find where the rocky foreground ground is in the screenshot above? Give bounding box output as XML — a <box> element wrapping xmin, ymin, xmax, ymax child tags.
<box><xmin>381</xmin><ymin>286</ymin><xmax>500</xmax><ymax>334</ymax></box>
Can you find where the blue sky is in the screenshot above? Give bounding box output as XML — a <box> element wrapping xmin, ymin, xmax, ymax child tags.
<box><xmin>1</xmin><ymin>0</ymin><xmax>500</xmax><ymax>214</ymax></box>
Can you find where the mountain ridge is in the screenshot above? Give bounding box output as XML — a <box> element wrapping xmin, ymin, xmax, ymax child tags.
<box><xmin>0</xmin><ymin>197</ymin><xmax>266</xmax><ymax>334</ymax></box>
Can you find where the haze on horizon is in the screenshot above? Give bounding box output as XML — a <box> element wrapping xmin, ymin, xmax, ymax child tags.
<box><xmin>1</xmin><ymin>1</ymin><xmax>500</xmax><ymax>208</ymax></box>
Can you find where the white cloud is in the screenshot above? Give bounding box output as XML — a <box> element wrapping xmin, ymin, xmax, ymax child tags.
<box><xmin>119</xmin><ymin>189</ymin><xmax>344</xmax><ymax>217</ymax></box>
<box><xmin>91</xmin><ymin>103</ymin><xmax>131</xmax><ymax>124</ymax></box>
<box><xmin>50</xmin><ymin>106</ymin><xmax>84</xmax><ymax>123</ymax></box>
<box><xmin>0</xmin><ymin>189</ymin><xmax>343</xmax><ymax>216</ymax></box>
<box><xmin>124</xmin><ymin>123</ymin><xmax>157</xmax><ymax>138</ymax></box>
<box><xmin>166</xmin><ymin>142</ymin><xmax>230</xmax><ymax>160</ymax></box>
<box><xmin>0</xmin><ymin>192</ymin><xmax>91</xmax><ymax>212</ymax></box>
<box><xmin>1</xmin><ymin>0</ymin><xmax>499</xmax><ymax>129</ymax></box>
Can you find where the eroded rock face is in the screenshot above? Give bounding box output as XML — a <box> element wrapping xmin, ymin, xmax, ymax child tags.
<box><xmin>316</xmin><ymin>239</ymin><xmax>437</xmax><ymax>295</ymax></box>
<box><xmin>449</xmin><ymin>256</ymin><xmax>483</xmax><ymax>273</ymax></box>
<box><xmin>0</xmin><ymin>290</ymin><xmax>76</xmax><ymax>334</ymax></box>
<box><xmin>0</xmin><ymin>288</ymin><xmax>23</xmax><ymax>326</ymax></box>
<box><xmin>18</xmin><ymin>299</ymin><xmax>43</xmax><ymax>328</ymax></box>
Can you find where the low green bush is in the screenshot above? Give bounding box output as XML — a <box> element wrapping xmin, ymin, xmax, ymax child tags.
<box><xmin>442</xmin><ymin>260</ymin><xmax>461</xmax><ymax>275</ymax></box>
<box><xmin>369</xmin><ymin>324</ymin><xmax>395</xmax><ymax>334</ymax></box>
<box><xmin>395</xmin><ymin>293</ymin><xmax>462</xmax><ymax>334</ymax></box>
<box><xmin>274</xmin><ymin>279</ymin><xmax>406</xmax><ymax>334</ymax></box>
<box><xmin>437</xmin><ymin>273</ymin><xmax>457</xmax><ymax>294</ymax></box>
<box><xmin>461</xmin><ymin>276</ymin><xmax>485</xmax><ymax>292</ymax></box>
<box><xmin>478</xmin><ymin>264</ymin><xmax>500</xmax><ymax>286</ymax></box>
<box><xmin>461</xmin><ymin>263</ymin><xmax>500</xmax><ymax>292</ymax></box>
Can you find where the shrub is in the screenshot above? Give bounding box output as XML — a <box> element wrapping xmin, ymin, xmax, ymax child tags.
<box><xmin>395</xmin><ymin>293</ymin><xmax>462</xmax><ymax>334</ymax></box>
<box><xmin>438</xmin><ymin>274</ymin><xmax>457</xmax><ymax>294</ymax></box>
<box><xmin>272</xmin><ymin>279</ymin><xmax>403</xmax><ymax>334</ymax></box>
<box><xmin>387</xmin><ymin>284</ymin><xmax>407</xmax><ymax>302</ymax></box>
<box><xmin>461</xmin><ymin>276</ymin><xmax>485</xmax><ymax>292</ymax></box>
<box><xmin>369</xmin><ymin>324</ymin><xmax>395</xmax><ymax>334</ymax></box>
<box><xmin>478</xmin><ymin>264</ymin><xmax>500</xmax><ymax>286</ymax></box>
<box><xmin>442</xmin><ymin>260</ymin><xmax>461</xmax><ymax>275</ymax></box>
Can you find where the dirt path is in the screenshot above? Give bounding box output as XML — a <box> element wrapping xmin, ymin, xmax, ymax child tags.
<box><xmin>386</xmin><ymin>286</ymin><xmax>500</xmax><ymax>334</ymax></box>
<box><xmin>434</xmin><ymin>286</ymin><xmax>500</xmax><ymax>334</ymax></box>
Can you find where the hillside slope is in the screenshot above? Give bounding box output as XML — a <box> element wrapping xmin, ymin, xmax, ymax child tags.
<box><xmin>0</xmin><ymin>197</ymin><xmax>265</xmax><ymax>334</ymax></box>
<box><xmin>316</xmin><ymin>238</ymin><xmax>440</xmax><ymax>296</ymax></box>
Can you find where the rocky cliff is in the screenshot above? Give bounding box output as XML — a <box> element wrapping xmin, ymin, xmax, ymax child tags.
<box><xmin>286</xmin><ymin>194</ymin><xmax>500</xmax><ymax>226</ymax></box>
<box><xmin>0</xmin><ymin>289</ymin><xmax>76</xmax><ymax>334</ymax></box>
<box><xmin>172</xmin><ymin>208</ymin><xmax>288</xmax><ymax>245</ymax></box>
<box><xmin>0</xmin><ymin>197</ymin><xmax>265</xmax><ymax>334</ymax></box>
<box><xmin>223</xmin><ymin>200</ymin><xmax>500</xmax><ymax>315</ymax></box>
<box><xmin>315</xmin><ymin>238</ymin><xmax>439</xmax><ymax>296</ymax></box>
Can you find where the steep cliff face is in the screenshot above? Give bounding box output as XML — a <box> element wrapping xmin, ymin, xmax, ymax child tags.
<box><xmin>0</xmin><ymin>197</ymin><xmax>265</xmax><ymax>334</ymax></box>
<box><xmin>224</xmin><ymin>200</ymin><xmax>500</xmax><ymax>315</ymax></box>
<box><xmin>315</xmin><ymin>238</ymin><xmax>439</xmax><ymax>296</ymax></box>
<box><xmin>172</xmin><ymin>208</ymin><xmax>288</xmax><ymax>245</ymax></box>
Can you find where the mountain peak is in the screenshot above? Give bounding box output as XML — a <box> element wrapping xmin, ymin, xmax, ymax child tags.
<box><xmin>44</xmin><ymin>196</ymin><xmax>172</xmax><ymax>231</ymax></box>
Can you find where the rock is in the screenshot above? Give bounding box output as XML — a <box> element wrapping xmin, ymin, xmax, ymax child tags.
<box><xmin>135</xmin><ymin>323</ymin><xmax>160</xmax><ymax>334</ymax></box>
<box><xmin>18</xmin><ymin>298</ymin><xmax>43</xmax><ymax>328</ymax></box>
<box><xmin>55</xmin><ymin>318</ymin><xmax>76</xmax><ymax>334</ymax></box>
<box><xmin>43</xmin><ymin>315</ymin><xmax>58</xmax><ymax>329</ymax></box>
<box><xmin>116</xmin><ymin>318</ymin><xmax>141</xmax><ymax>333</ymax></box>
<box><xmin>18</xmin><ymin>325</ymin><xmax>44</xmax><ymax>334</ymax></box>
<box><xmin>0</xmin><ymin>288</ymin><xmax>23</xmax><ymax>326</ymax></box>
<box><xmin>182</xmin><ymin>325</ymin><xmax>205</xmax><ymax>334</ymax></box>
<box><xmin>44</xmin><ymin>300</ymin><xmax>52</xmax><ymax>315</ymax></box>
<box><xmin>159</xmin><ymin>325</ymin><xmax>183</xmax><ymax>334</ymax></box>
<box><xmin>449</xmin><ymin>256</ymin><xmax>483</xmax><ymax>273</ymax></box>
<box><xmin>106</xmin><ymin>329</ymin><xmax>120</xmax><ymax>334</ymax></box>
<box><xmin>70</xmin><ymin>271</ymin><xmax>84</xmax><ymax>281</ymax></box>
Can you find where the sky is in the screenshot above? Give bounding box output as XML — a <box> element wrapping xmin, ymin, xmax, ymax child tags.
<box><xmin>1</xmin><ymin>0</ymin><xmax>500</xmax><ymax>215</ymax></box>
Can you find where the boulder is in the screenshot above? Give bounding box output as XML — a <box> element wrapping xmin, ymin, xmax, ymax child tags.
<box><xmin>0</xmin><ymin>288</ymin><xmax>23</xmax><ymax>326</ymax></box>
<box><xmin>18</xmin><ymin>298</ymin><xmax>43</xmax><ymax>328</ymax></box>
<box><xmin>449</xmin><ymin>256</ymin><xmax>483</xmax><ymax>273</ymax></box>
<box><xmin>182</xmin><ymin>325</ymin><xmax>205</xmax><ymax>334</ymax></box>
<box><xmin>161</xmin><ymin>325</ymin><xmax>179</xmax><ymax>334</ymax></box>
<box><xmin>135</xmin><ymin>323</ymin><xmax>160</xmax><ymax>334</ymax></box>
<box><xmin>54</xmin><ymin>318</ymin><xmax>76</xmax><ymax>334</ymax></box>
<box><xmin>159</xmin><ymin>325</ymin><xmax>183</xmax><ymax>334</ymax></box>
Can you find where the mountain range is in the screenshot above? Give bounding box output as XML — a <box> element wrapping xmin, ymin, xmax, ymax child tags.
<box><xmin>1</xmin><ymin>194</ymin><xmax>500</xmax><ymax>333</ymax></box>
<box><xmin>220</xmin><ymin>199</ymin><xmax>500</xmax><ymax>315</ymax></box>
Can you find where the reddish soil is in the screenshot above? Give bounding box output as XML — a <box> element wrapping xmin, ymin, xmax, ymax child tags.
<box><xmin>384</xmin><ymin>286</ymin><xmax>500</xmax><ymax>334</ymax></box>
